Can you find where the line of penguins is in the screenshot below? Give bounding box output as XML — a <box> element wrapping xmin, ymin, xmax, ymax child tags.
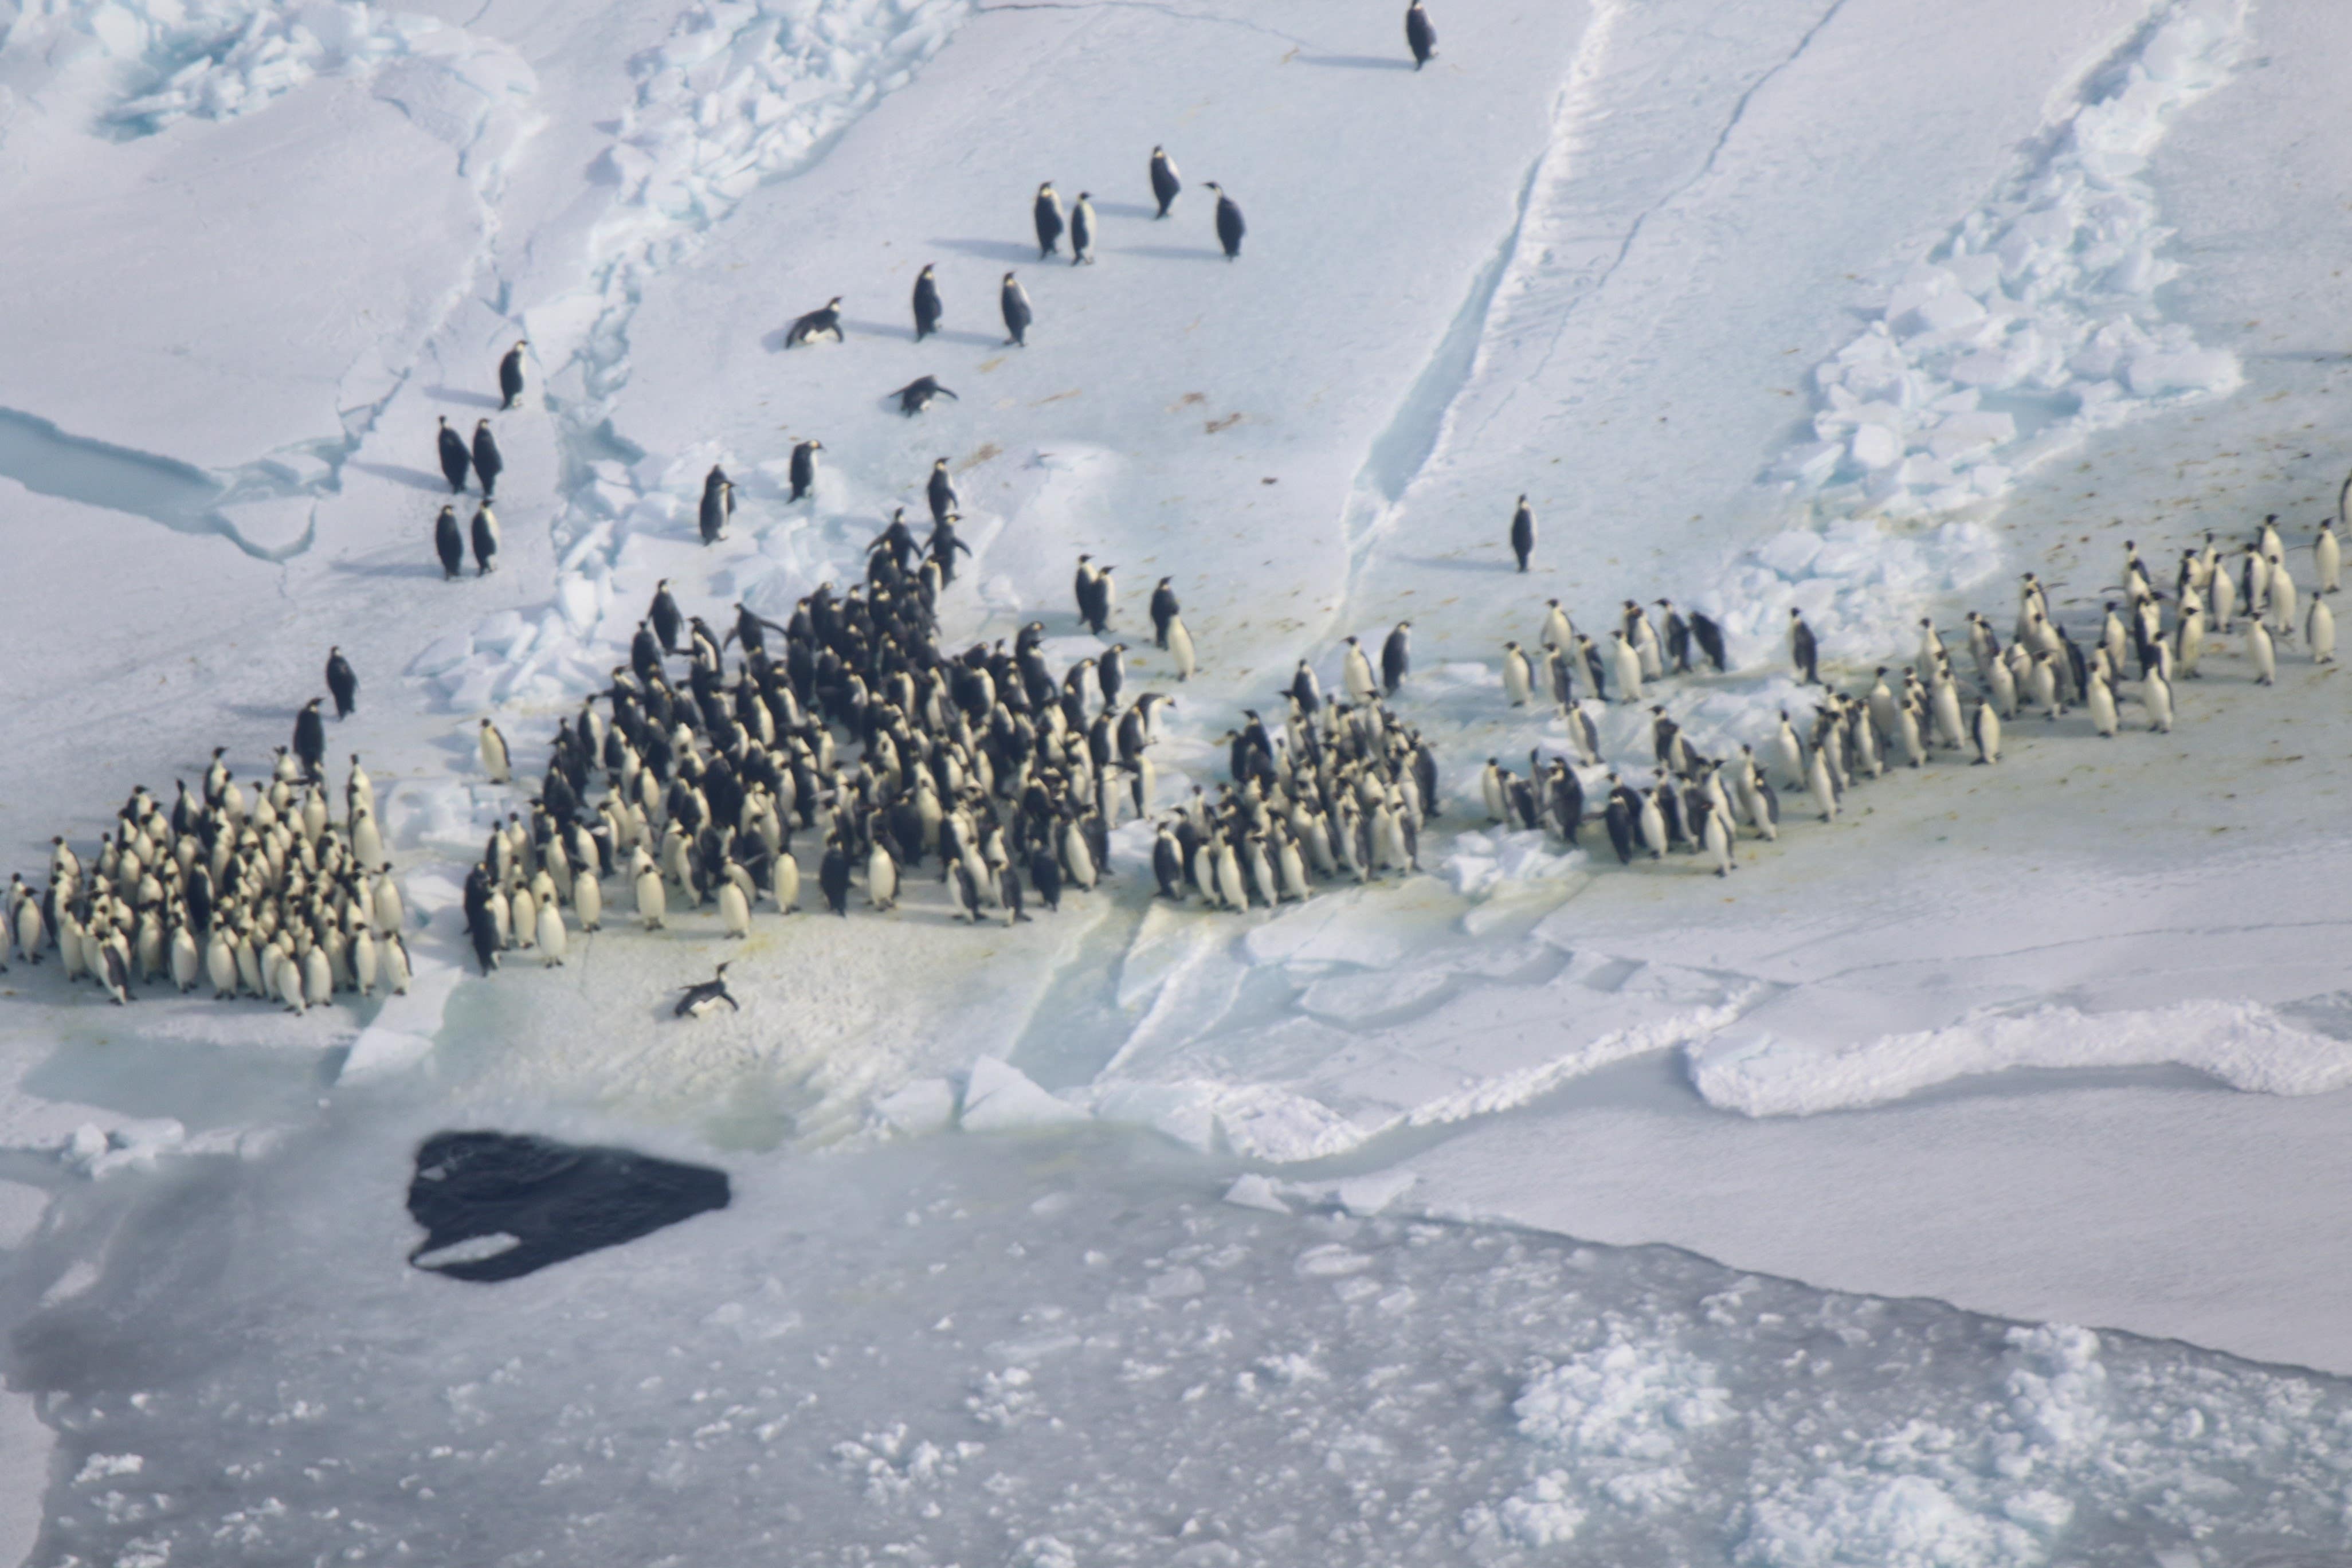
<box><xmin>426</xmin><ymin>341</ymin><xmax>528</xmax><ymax>578</ymax></box>
<box><xmin>1424</xmin><ymin>511</ymin><xmax>2345</xmax><ymax>877</ymax></box>
<box><xmin>1</xmin><ymin>648</ymin><xmax>413</xmax><ymax>1008</ymax></box>
<box><xmin>448</xmin><ymin>457</ymin><xmax>1230</xmax><ymax>975</ymax></box>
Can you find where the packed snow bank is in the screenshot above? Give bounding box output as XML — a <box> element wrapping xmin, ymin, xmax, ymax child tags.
<box><xmin>1689</xmin><ymin>998</ymin><xmax>2352</xmax><ymax>1117</ymax></box>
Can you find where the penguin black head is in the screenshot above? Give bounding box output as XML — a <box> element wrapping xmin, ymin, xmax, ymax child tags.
<box><xmin>1038</xmin><ymin>181</ymin><xmax>1055</xmax><ymax>194</ymax></box>
<box><xmin>1003</xmin><ymin>271</ymin><xmax>1017</xmax><ymax>283</ymax></box>
<box><xmin>1079</xmin><ymin>191</ymin><xmax>1092</xmax><ymax>201</ymax></box>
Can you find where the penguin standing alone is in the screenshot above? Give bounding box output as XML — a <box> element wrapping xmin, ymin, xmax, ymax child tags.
<box><xmin>434</xmin><ymin>505</ymin><xmax>464</xmax><ymax>580</ymax></box>
<box><xmin>1789</xmin><ymin>609</ymin><xmax>1820</xmax><ymax>685</ymax></box>
<box><xmin>497</xmin><ymin>340</ymin><xmax>528</xmax><ymax>411</ymax></box>
<box><xmin>1033</xmin><ymin>182</ymin><xmax>1065</xmax><ymax>258</ymax></box>
<box><xmin>1508</xmin><ymin>495</ymin><xmax>1534</xmax><ymax>573</ymax></box>
<box><xmin>699</xmin><ymin>469</ymin><xmax>734</xmax><ymax>545</ymax></box>
<box><xmin>436</xmin><ymin>417</ymin><xmax>472</xmax><ymax>493</ymax></box>
<box><xmin>1001</xmin><ymin>272</ymin><xmax>1034</xmax><ymax>347</ymax></box>
<box><xmin>471</xmin><ymin>421</ymin><xmax>503</xmax><ymax>500</ymax></box>
<box><xmin>912</xmin><ymin>265</ymin><xmax>943</xmax><ymax>341</ymax></box>
<box><xmin>928</xmin><ymin>458</ymin><xmax>958</xmax><ymax>523</ymax></box>
<box><xmin>1070</xmin><ymin>192</ymin><xmax>1097</xmax><ymax>265</ymax></box>
<box><xmin>1149</xmin><ymin>146</ymin><xmax>1182</xmax><ymax>218</ymax></box>
<box><xmin>789</xmin><ymin>440</ymin><xmax>822</xmax><ymax>503</ymax></box>
<box><xmin>1204</xmin><ymin>182</ymin><xmax>1245</xmax><ymax>260</ymax></box>
<box><xmin>1406</xmin><ymin>1</ymin><xmax>1437</xmax><ymax>67</ymax></box>
<box><xmin>292</xmin><ymin>699</ymin><xmax>327</xmax><ymax>781</ymax></box>
<box><xmin>326</xmin><ymin>648</ymin><xmax>358</xmax><ymax>719</ymax></box>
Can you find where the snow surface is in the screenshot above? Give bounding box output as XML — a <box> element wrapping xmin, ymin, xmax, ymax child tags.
<box><xmin>6</xmin><ymin>0</ymin><xmax>2352</xmax><ymax>1557</ymax></box>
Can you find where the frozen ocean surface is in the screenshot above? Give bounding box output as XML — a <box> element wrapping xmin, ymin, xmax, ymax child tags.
<box><xmin>5</xmin><ymin>0</ymin><xmax>2352</xmax><ymax>1559</ymax></box>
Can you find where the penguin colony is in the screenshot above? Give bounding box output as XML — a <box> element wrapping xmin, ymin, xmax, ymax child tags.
<box><xmin>3</xmin><ymin>724</ymin><xmax>410</xmax><ymax>1009</ymax></box>
<box><xmin>1372</xmin><ymin>512</ymin><xmax>2339</xmax><ymax>880</ymax></box>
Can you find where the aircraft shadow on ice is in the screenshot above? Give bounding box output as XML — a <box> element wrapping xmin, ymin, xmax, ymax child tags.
<box><xmin>404</xmin><ymin>1130</ymin><xmax>730</xmax><ymax>1283</ymax></box>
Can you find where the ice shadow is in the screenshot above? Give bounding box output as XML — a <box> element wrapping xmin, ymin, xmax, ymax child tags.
<box><xmin>1296</xmin><ymin>53</ymin><xmax>1415</xmax><ymax>70</ymax></box>
<box><xmin>930</xmin><ymin>236</ymin><xmax>1044</xmax><ymax>264</ymax></box>
<box><xmin>350</xmin><ymin>460</ymin><xmax>461</xmax><ymax>494</ymax></box>
<box><xmin>405</xmin><ymin>1130</ymin><xmax>731</xmax><ymax>1283</ymax></box>
<box><xmin>426</xmin><ymin>385</ymin><xmax>504</xmax><ymax>411</ymax></box>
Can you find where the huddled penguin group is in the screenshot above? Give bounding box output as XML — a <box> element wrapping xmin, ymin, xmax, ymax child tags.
<box><xmin>5</xmin><ymin>751</ymin><xmax>407</xmax><ymax>1008</ymax></box>
<box><xmin>455</xmin><ymin>464</ymin><xmax>1224</xmax><ymax>973</ymax></box>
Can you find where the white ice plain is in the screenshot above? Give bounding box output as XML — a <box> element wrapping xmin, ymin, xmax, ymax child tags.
<box><xmin>7</xmin><ymin>0</ymin><xmax>2352</xmax><ymax>1562</ymax></box>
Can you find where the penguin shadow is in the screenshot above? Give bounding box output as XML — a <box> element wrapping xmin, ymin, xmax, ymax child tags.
<box><xmin>426</xmin><ymin>385</ymin><xmax>504</xmax><ymax>411</ymax></box>
<box><xmin>1115</xmin><ymin>245</ymin><xmax>1228</xmax><ymax>262</ymax></box>
<box><xmin>1296</xmin><ymin>53</ymin><xmax>1416</xmax><ymax>70</ymax></box>
<box><xmin>929</xmin><ymin>237</ymin><xmax>1043</xmax><ymax>264</ymax></box>
<box><xmin>1089</xmin><ymin>200</ymin><xmax>1157</xmax><ymax>220</ymax></box>
<box><xmin>836</xmin><ymin>318</ymin><xmax>1002</xmax><ymax>350</ymax></box>
<box><xmin>329</xmin><ymin>558</ymin><xmax>445</xmax><ymax>581</ymax></box>
<box><xmin>1389</xmin><ymin>551</ymin><xmax>1522</xmax><ymax>574</ymax></box>
<box><xmin>350</xmin><ymin>460</ymin><xmax>459</xmax><ymax>494</ymax></box>
<box><xmin>219</xmin><ymin>701</ymin><xmax>295</xmax><ymax>721</ymax></box>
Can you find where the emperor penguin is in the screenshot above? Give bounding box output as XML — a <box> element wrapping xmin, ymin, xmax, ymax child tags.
<box><xmin>471</xmin><ymin>420</ymin><xmax>503</xmax><ymax>499</ymax></box>
<box><xmin>1702</xmin><ymin>801</ymin><xmax>1734</xmax><ymax>876</ymax></box>
<box><xmin>326</xmin><ymin>647</ymin><xmax>358</xmax><ymax>719</ymax></box>
<box><xmin>2086</xmin><ymin>665</ymin><xmax>2118</xmax><ymax>737</ymax></box>
<box><xmin>2143</xmin><ymin>665</ymin><xmax>2174</xmax><ymax>733</ymax></box>
<box><xmin>1150</xmin><ymin>577</ymin><xmax>1181</xmax><ymax>647</ymax></box>
<box><xmin>634</xmin><ymin>849</ymin><xmax>667</xmax><ymax>929</ymax></box>
<box><xmin>1806</xmin><ymin>745</ymin><xmax>1840</xmax><ymax>821</ymax></box>
<box><xmin>868</xmin><ymin>841</ymin><xmax>899</xmax><ymax>911</ymax></box>
<box><xmin>477</xmin><ymin>717</ymin><xmax>511</xmax><ymax>785</ymax></box>
<box><xmin>1502</xmin><ymin>641</ymin><xmax>1532</xmax><ymax>706</ymax></box>
<box><xmin>1508</xmin><ymin>495</ymin><xmax>1534</xmax><ymax>573</ymax></box>
<box><xmin>1610</xmin><ymin>630</ymin><xmax>1644</xmax><ymax>704</ymax></box>
<box><xmin>1149</xmin><ymin>145</ymin><xmax>1182</xmax><ymax>218</ymax></box>
<box><xmin>2318</xmin><ymin>520</ymin><xmax>2342</xmax><ymax>595</ymax></box>
<box><xmin>1203</xmin><ymin>182</ymin><xmax>1245</xmax><ymax>260</ymax></box>
<box><xmin>536</xmin><ymin>899</ymin><xmax>567</xmax><ymax>965</ymax></box>
<box><xmin>1789</xmin><ymin>609</ymin><xmax>1820</xmax><ymax>685</ymax></box>
<box><xmin>573</xmin><ymin>863</ymin><xmax>602</xmax><ymax>931</ymax></box>
<box><xmin>471</xmin><ymin>503</ymin><xmax>500</xmax><ymax>574</ymax></box>
<box><xmin>1382</xmin><ymin>622</ymin><xmax>1412</xmax><ymax>693</ymax></box>
<box><xmin>1405</xmin><ymin>0</ymin><xmax>1437</xmax><ymax>67</ymax></box>
<box><xmin>699</xmin><ymin>476</ymin><xmax>733</xmax><ymax>545</ymax></box>
<box><xmin>1033</xmin><ymin>182</ymin><xmax>1065</xmax><ymax>258</ymax></box>
<box><xmin>293</xmin><ymin>699</ymin><xmax>327</xmax><ymax>781</ymax></box>
<box><xmin>893</xmin><ymin>377</ymin><xmax>958</xmax><ymax>415</ymax></box>
<box><xmin>785</xmin><ymin>297</ymin><xmax>845</xmax><ymax>347</ymax></box>
<box><xmin>789</xmin><ymin>439</ymin><xmax>822</xmax><ymax>503</ymax></box>
<box><xmin>675</xmin><ymin>964</ymin><xmax>740</xmax><ymax>1018</ymax></box>
<box><xmin>2310</xmin><ymin>597</ymin><xmax>2337</xmax><ymax>664</ymax></box>
<box><xmin>498</xmin><ymin>340</ymin><xmax>528</xmax><ymax>410</ymax></box>
<box><xmin>927</xmin><ymin>457</ymin><xmax>959</xmax><ymax>525</ymax></box>
<box><xmin>771</xmin><ymin>846</ymin><xmax>800</xmax><ymax>912</ymax></box>
<box><xmin>1167</xmin><ymin>613</ymin><xmax>1197</xmax><ymax>680</ymax></box>
<box><xmin>1000</xmin><ymin>272</ymin><xmax>1033</xmax><ymax>347</ymax></box>
<box><xmin>436</xmin><ymin>415</ymin><xmax>472</xmax><ymax>493</ymax></box>
<box><xmin>434</xmin><ymin>505</ymin><xmax>464</xmax><ymax>579</ymax></box>
<box><xmin>719</xmin><ymin>872</ymin><xmax>751</xmax><ymax>938</ymax></box>
<box><xmin>912</xmin><ymin>265</ymin><xmax>943</xmax><ymax>341</ymax></box>
<box><xmin>1966</xmin><ymin>700</ymin><xmax>2004</xmax><ymax>771</ymax></box>
<box><xmin>2249</xmin><ymin>616</ymin><xmax>2277</xmax><ymax>686</ymax></box>
<box><xmin>1070</xmin><ymin>192</ymin><xmax>1096</xmax><ymax>265</ymax></box>
<box><xmin>1342</xmin><ymin>636</ymin><xmax>1378</xmax><ymax>703</ymax></box>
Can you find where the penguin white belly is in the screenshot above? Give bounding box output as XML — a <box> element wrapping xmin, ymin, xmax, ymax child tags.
<box><xmin>207</xmin><ymin>932</ymin><xmax>237</xmax><ymax>998</ymax></box>
<box><xmin>637</xmin><ymin>869</ymin><xmax>667</xmax><ymax>929</ymax></box>
<box><xmin>352</xmin><ymin>928</ymin><xmax>378</xmax><ymax>994</ymax></box>
<box><xmin>537</xmin><ymin>902</ymin><xmax>569</xmax><ymax>964</ymax></box>
<box><xmin>2310</xmin><ymin>599</ymin><xmax>2336</xmax><ymax>664</ymax></box>
<box><xmin>868</xmin><ymin>848</ymin><xmax>898</xmax><ymax>910</ymax></box>
<box><xmin>2143</xmin><ymin>670</ymin><xmax>2174</xmax><ymax>732</ymax></box>
<box><xmin>2087</xmin><ymin>680</ymin><xmax>2118</xmax><ymax>738</ymax></box>
<box><xmin>1807</xmin><ymin>751</ymin><xmax>1839</xmax><ymax>821</ymax></box>
<box><xmin>772</xmin><ymin>853</ymin><xmax>800</xmax><ymax>912</ymax></box>
<box><xmin>1502</xmin><ymin>652</ymin><xmax>1530</xmax><ymax>707</ymax></box>
<box><xmin>720</xmin><ymin>881</ymin><xmax>751</xmax><ymax>937</ymax></box>
<box><xmin>1169</xmin><ymin>618</ymin><xmax>1195</xmax><ymax>681</ymax></box>
<box><xmin>1613</xmin><ymin>644</ymin><xmax>1644</xmax><ymax>703</ymax></box>
<box><xmin>2250</xmin><ymin>619</ymin><xmax>2277</xmax><ymax>685</ymax></box>
<box><xmin>574</xmin><ymin>873</ymin><xmax>602</xmax><ymax>931</ymax></box>
<box><xmin>303</xmin><ymin>945</ymin><xmax>334</xmax><ymax>1006</ymax></box>
<box><xmin>1637</xmin><ymin>797</ymin><xmax>1667</xmax><ymax>859</ymax></box>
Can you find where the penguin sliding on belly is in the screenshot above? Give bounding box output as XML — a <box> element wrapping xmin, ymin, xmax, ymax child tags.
<box><xmin>673</xmin><ymin>962</ymin><xmax>740</xmax><ymax>1018</ymax></box>
<box><xmin>785</xmin><ymin>297</ymin><xmax>845</xmax><ymax>347</ymax></box>
<box><xmin>893</xmin><ymin>377</ymin><xmax>958</xmax><ymax>416</ymax></box>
